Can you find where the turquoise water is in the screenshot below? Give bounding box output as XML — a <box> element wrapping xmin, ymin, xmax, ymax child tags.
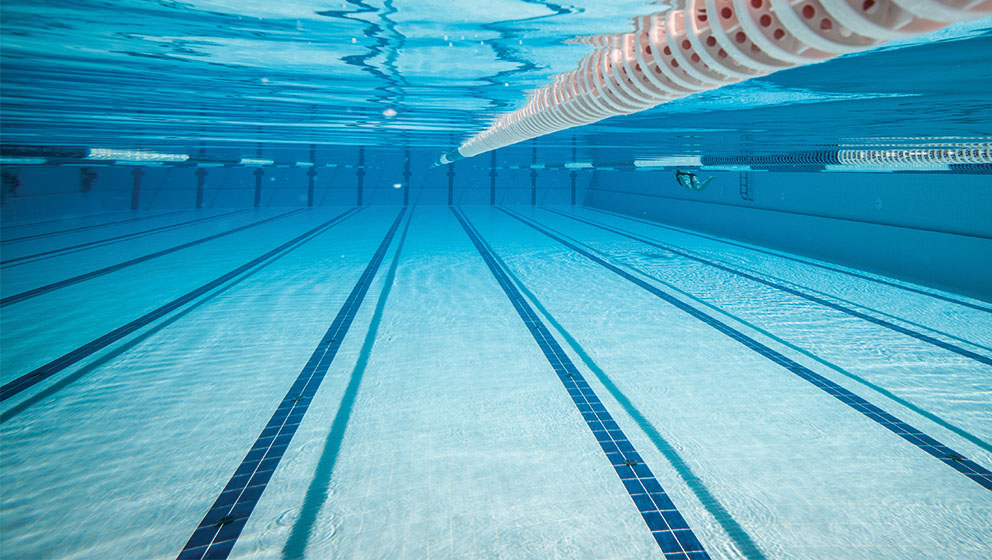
<box><xmin>2</xmin><ymin>2</ymin><xmax>991</xmax><ymax>560</ymax></box>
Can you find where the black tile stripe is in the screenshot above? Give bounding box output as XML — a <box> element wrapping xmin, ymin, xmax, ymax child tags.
<box><xmin>502</xmin><ymin>208</ymin><xmax>992</xmax><ymax>492</ymax></box>
<box><xmin>176</xmin><ymin>208</ymin><xmax>406</xmax><ymax>560</ymax></box>
<box><xmin>544</xmin><ymin>208</ymin><xmax>992</xmax><ymax>367</ymax></box>
<box><xmin>1</xmin><ymin>209</ymin><xmax>249</xmax><ymax>267</ymax></box>
<box><xmin>453</xmin><ymin>208</ymin><xmax>712</xmax><ymax>560</ymax></box>
<box><xmin>0</xmin><ymin>208</ymin><xmax>362</xmax><ymax>403</ymax></box>
<box><xmin>587</xmin><ymin>207</ymin><xmax>992</xmax><ymax>314</ymax></box>
<box><xmin>1</xmin><ymin>209</ymin><xmax>306</xmax><ymax>308</ymax></box>
<box><xmin>1</xmin><ymin>210</ymin><xmax>187</xmax><ymax>243</ymax></box>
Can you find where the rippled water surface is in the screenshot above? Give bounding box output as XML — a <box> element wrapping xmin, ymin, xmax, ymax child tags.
<box><xmin>2</xmin><ymin>1</ymin><xmax>991</xmax><ymax>158</ymax></box>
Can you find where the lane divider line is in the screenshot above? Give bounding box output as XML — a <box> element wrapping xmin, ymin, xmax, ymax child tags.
<box><xmin>585</xmin><ymin>206</ymin><xmax>992</xmax><ymax>314</ymax></box>
<box><xmin>0</xmin><ymin>208</ymin><xmax>362</xmax><ymax>403</ymax></box>
<box><xmin>1</xmin><ymin>209</ymin><xmax>249</xmax><ymax>267</ymax></box>
<box><xmin>543</xmin><ymin>207</ymin><xmax>992</xmax><ymax>367</ymax></box>
<box><xmin>502</xmin><ymin>208</ymin><xmax>992</xmax><ymax>492</ymax></box>
<box><xmin>1</xmin><ymin>209</ymin><xmax>307</xmax><ymax>307</ymax></box>
<box><xmin>1</xmin><ymin>210</ymin><xmax>188</xmax><ymax>243</ymax></box>
<box><xmin>454</xmin><ymin>207</ymin><xmax>713</xmax><ymax>560</ymax></box>
<box><xmin>176</xmin><ymin>208</ymin><xmax>406</xmax><ymax>560</ymax></box>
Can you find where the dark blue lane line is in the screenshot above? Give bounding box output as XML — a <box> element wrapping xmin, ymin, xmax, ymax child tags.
<box><xmin>538</xmin><ymin>216</ymin><xmax>992</xmax><ymax>455</ymax></box>
<box><xmin>546</xmin><ymin>208</ymin><xmax>992</xmax><ymax>368</ymax></box>
<box><xmin>454</xmin><ymin>208</ymin><xmax>712</xmax><ymax>560</ymax></box>
<box><xmin>586</xmin><ymin>207</ymin><xmax>992</xmax><ymax>314</ymax></box>
<box><xmin>1</xmin><ymin>209</ymin><xmax>306</xmax><ymax>308</ymax></box>
<box><xmin>484</xmin><ymin>219</ymin><xmax>767</xmax><ymax>560</ymax></box>
<box><xmin>177</xmin><ymin>209</ymin><xmax>406</xmax><ymax>560</ymax></box>
<box><xmin>1</xmin><ymin>209</ymin><xmax>249</xmax><ymax>267</ymax></box>
<box><xmin>281</xmin><ymin>208</ymin><xmax>413</xmax><ymax>560</ymax></box>
<box><xmin>0</xmin><ymin>227</ymin><xmax>305</xmax><ymax>424</ymax></box>
<box><xmin>584</xmin><ymin>212</ymin><xmax>992</xmax><ymax>358</ymax></box>
<box><xmin>502</xmin><ymin>208</ymin><xmax>992</xmax><ymax>492</ymax></box>
<box><xmin>2</xmin><ymin>211</ymin><xmax>131</xmax><ymax>231</ymax></box>
<box><xmin>0</xmin><ymin>208</ymin><xmax>362</xmax><ymax>403</ymax></box>
<box><xmin>1</xmin><ymin>210</ymin><xmax>186</xmax><ymax>243</ymax></box>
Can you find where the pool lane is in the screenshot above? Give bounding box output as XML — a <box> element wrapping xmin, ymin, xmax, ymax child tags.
<box><xmin>0</xmin><ymin>208</ymin><xmax>401</xmax><ymax>560</ymax></box>
<box><xmin>586</xmin><ymin>207</ymin><xmax>992</xmax><ymax>315</ymax></box>
<box><xmin>455</xmin><ymin>208</ymin><xmax>711</xmax><ymax>560</ymax></box>
<box><xmin>525</xmin><ymin>208</ymin><xmax>992</xmax><ymax>454</ymax></box>
<box><xmin>0</xmin><ymin>209</ymin><xmax>290</xmax><ymax>299</ymax></box>
<box><xmin>177</xmin><ymin>208</ymin><xmax>406</xmax><ymax>559</ymax></box>
<box><xmin>1</xmin><ymin>209</ymin><xmax>187</xmax><ymax>243</ymax></box>
<box><xmin>1</xmin><ymin>209</ymin><xmax>306</xmax><ymax>307</ymax></box>
<box><xmin>572</xmin><ymin>207</ymin><xmax>992</xmax><ymax>353</ymax></box>
<box><xmin>0</xmin><ymin>208</ymin><xmax>359</xmax><ymax>391</ymax></box>
<box><xmin>542</xmin><ymin>208</ymin><xmax>992</xmax><ymax>367</ymax></box>
<box><xmin>502</xmin><ymin>208</ymin><xmax>991</xmax><ymax>491</ymax></box>
<box><xmin>249</xmin><ymin>206</ymin><xmax>681</xmax><ymax>559</ymax></box>
<box><xmin>467</xmin><ymin>207</ymin><xmax>992</xmax><ymax>559</ymax></box>
<box><xmin>0</xmin><ymin>209</ymin><xmax>249</xmax><ymax>267</ymax></box>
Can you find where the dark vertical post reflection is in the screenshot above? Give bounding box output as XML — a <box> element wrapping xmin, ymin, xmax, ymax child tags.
<box><xmin>253</xmin><ymin>141</ymin><xmax>263</xmax><ymax>208</ymax></box>
<box><xmin>195</xmin><ymin>168</ymin><xmax>207</xmax><ymax>209</ymax></box>
<box><xmin>130</xmin><ymin>168</ymin><xmax>143</xmax><ymax>211</ymax></box>
<box><xmin>570</xmin><ymin>136</ymin><xmax>577</xmax><ymax>206</ymax></box>
<box><xmin>356</xmin><ymin>147</ymin><xmax>365</xmax><ymax>206</ymax></box>
<box><xmin>307</xmin><ymin>144</ymin><xmax>316</xmax><ymax>207</ymax></box>
<box><xmin>530</xmin><ymin>142</ymin><xmax>538</xmax><ymax>206</ymax></box>
<box><xmin>402</xmin><ymin>147</ymin><xmax>411</xmax><ymax>206</ymax></box>
<box><xmin>489</xmin><ymin>150</ymin><xmax>497</xmax><ymax>206</ymax></box>
<box><xmin>447</xmin><ymin>160</ymin><xmax>455</xmax><ymax>206</ymax></box>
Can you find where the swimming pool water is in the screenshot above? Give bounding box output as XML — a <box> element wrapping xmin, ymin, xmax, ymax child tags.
<box><xmin>1</xmin><ymin>206</ymin><xmax>990</xmax><ymax>559</ymax></box>
<box><xmin>2</xmin><ymin>1</ymin><xmax>992</xmax><ymax>559</ymax></box>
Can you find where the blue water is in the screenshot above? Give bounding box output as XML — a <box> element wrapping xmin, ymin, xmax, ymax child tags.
<box><xmin>2</xmin><ymin>2</ymin><xmax>991</xmax><ymax>559</ymax></box>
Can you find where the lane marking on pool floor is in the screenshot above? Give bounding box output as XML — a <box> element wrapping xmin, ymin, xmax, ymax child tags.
<box><xmin>543</xmin><ymin>208</ymin><xmax>992</xmax><ymax>367</ymax></box>
<box><xmin>454</xmin><ymin>207</ymin><xmax>712</xmax><ymax>560</ymax></box>
<box><xmin>176</xmin><ymin>208</ymin><xmax>406</xmax><ymax>560</ymax></box>
<box><xmin>554</xmin><ymin>210</ymin><xmax>992</xmax><ymax>356</ymax></box>
<box><xmin>0</xmin><ymin>209</ymin><xmax>250</xmax><ymax>267</ymax></box>
<box><xmin>280</xmin><ymin>207</ymin><xmax>414</xmax><ymax>560</ymax></box>
<box><xmin>501</xmin><ymin>208</ymin><xmax>992</xmax><ymax>492</ymax></box>
<box><xmin>538</xmin><ymin>211</ymin><xmax>992</xmax><ymax>455</ymax></box>
<box><xmin>1</xmin><ymin>209</ymin><xmax>307</xmax><ymax>307</ymax></box>
<box><xmin>0</xmin><ymin>208</ymin><xmax>362</xmax><ymax>404</ymax></box>
<box><xmin>585</xmin><ymin>206</ymin><xmax>992</xmax><ymax>314</ymax></box>
<box><xmin>0</xmin><ymin>209</ymin><xmax>187</xmax><ymax>243</ymax></box>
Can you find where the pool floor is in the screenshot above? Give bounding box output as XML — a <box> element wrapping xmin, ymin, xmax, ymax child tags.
<box><xmin>1</xmin><ymin>206</ymin><xmax>990</xmax><ymax>559</ymax></box>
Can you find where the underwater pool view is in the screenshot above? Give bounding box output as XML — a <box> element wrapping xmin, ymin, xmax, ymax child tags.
<box><xmin>2</xmin><ymin>1</ymin><xmax>991</xmax><ymax>559</ymax></box>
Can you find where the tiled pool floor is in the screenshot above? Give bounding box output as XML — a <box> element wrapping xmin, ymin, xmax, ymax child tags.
<box><xmin>2</xmin><ymin>206</ymin><xmax>990</xmax><ymax>559</ymax></box>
